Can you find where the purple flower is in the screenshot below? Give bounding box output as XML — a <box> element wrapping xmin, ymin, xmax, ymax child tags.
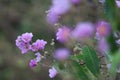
<box><xmin>95</xmin><ymin>21</ymin><xmax>111</xmax><ymax>40</ymax></box>
<box><xmin>56</xmin><ymin>26</ymin><xmax>71</xmax><ymax>43</ymax></box>
<box><xmin>29</xmin><ymin>59</ymin><xmax>38</xmax><ymax>68</ymax></box>
<box><xmin>116</xmin><ymin>39</ymin><xmax>120</xmax><ymax>45</ymax></box>
<box><xmin>98</xmin><ymin>38</ymin><xmax>109</xmax><ymax>54</ymax></box>
<box><xmin>31</xmin><ymin>39</ymin><xmax>47</xmax><ymax>52</ymax></box>
<box><xmin>16</xmin><ymin>33</ymin><xmax>32</xmax><ymax>54</ymax></box>
<box><xmin>51</xmin><ymin>0</ymin><xmax>71</xmax><ymax>15</ymax></box>
<box><xmin>116</xmin><ymin>1</ymin><xmax>120</xmax><ymax>8</ymax></box>
<box><xmin>71</xmin><ymin>0</ymin><xmax>81</xmax><ymax>4</ymax></box>
<box><xmin>54</xmin><ymin>48</ymin><xmax>70</xmax><ymax>61</ymax></box>
<box><xmin>72</xmin><ymin>22</ymin><xmax>94</xmax><ymax>40</ymax></box>
<box><xmin>46</xmin><ymin>11</ymin><xmax>59</xmax><ymax>25</ymax></box>
<box><xmin>35</xmin><ymin>52</ymin><xmax>42</xmax><ymax>62</ymax></box>
<box><xmin>21</xmin><ymin>32</ymin><xmax>33</xmax><ymax>43</ymax></box>
<box><xmin>49</xmin><ymin>67</ymin><xmax>58</xmax><ymax>78</ymax></box>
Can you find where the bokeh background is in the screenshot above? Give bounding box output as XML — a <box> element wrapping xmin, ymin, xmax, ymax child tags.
<box><xmin>0</xmin><ymin>0</ymin><xmax>108</xmax><ymax>80</ymax></box>
<box><xmin>0</xmin><ymin>0</ymin><xmax>54</xmax><ymax>80</ymax></box>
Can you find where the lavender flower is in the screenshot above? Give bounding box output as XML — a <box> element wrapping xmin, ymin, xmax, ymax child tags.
<box><xmin>21</xmin><ymin>32</ymin><xmax>33</xmax><ymax>43</ymax></box>
<box><xmin>95</xmin><ymin>21</ymin><xmax>111</xmax><ymax>40</ymax></box>
<box><xmin>116</xmin><ymin>39</ymin><xmax>120</xmax><ymax>45</ymax></box>
<box><xmin>29</xmin><ymin>59</ymin><xmax>38</xmax><ymax>68</ymax></box>
<box><xmin>98</xmin><ymin>38</ymin><xmax>109</xmax><ymax>54</ymax></box>
<box><xmin>49</xmin><ymin>67</ymin><xmax>58</xmax><ymax>78</ymax></box>
<box><xmin>31</xmin><ymin>39</ymin><xmax>47</xmax><ymax>52</ymax></box>
<box><xmin>72</xmin><ymin>22</ymin><xmax>94</xmax><ymax>40</ymax></box>
<box><xmin>46</xmin><ymin>11</ymin><xmax>59</xmax><ymax>25</ymax></box>
<box><xmin>51</xmin><ymin>0</ymin><xmax>71</xmax><ymax>15</ymax></box>
<box><xmin>16</xmin><ymin>33</ymin><xmax>32</xmax><ymax>54</ymax></box>
<box><xmin>116</xmin><ymin>1</ymin><xmax>120</xmax><ymax>8</ymax></box>
<box><xmin>56</xmin><ymin>26</ymin><xmax>71</xmax><ymax>43</ymax></box>
<box><xmin>54</xmin><ymin>48</ymin><xmax>70</xmax><ymax>61</ymax></box>
<box><xmin>35</xmin><ymin>52</ymin><xmax>42</xmax><ymax>62</ymax></box>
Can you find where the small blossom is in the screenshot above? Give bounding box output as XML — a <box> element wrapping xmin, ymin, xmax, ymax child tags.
<box><xmin>95</xmin><ymin>21</ymin><xmax>111</xmax><ymax>40</ymax></box>
<box><xmin>107</xmin><ymin>63</ymin><xmax>111</xmax><ymax>69</ymax></box>
<box><xmin>21</xmin><ymin>32</ymin><xmax>33</xmax><ymax>43</ymax></box>
<box><xmin>49</xmin><ymin>67</ymin><xmax>58</xmax><ymax>78</ymax></box>
<box><xmin>31</xmin><ymin>39</ymin><xmax>47</xmax><ymax>52</ymax></box>
<box><xmin>54</xmin><ymin>48</ymin><xmax>70</xmax><ymax>61</ymax></box>
<box><xmin>35</xmin><ymin>52</ymin><xmax>42</xmax><ymax>62</ymax></box>
<box><xmin>116</xmin><ymin>1</ymin><xmax>120</xmax><ymax>8</ymax></box>
<box><xmin>98</xmin><ymin>38</ymin><xmax>109</xmax><ymax>54</ymax></box>
<box><xmin>56</xmin><ymin>26</ymin><xmax>71</xmax><ymax>43</ymax></box>
<box><xmin>29</xmin><ymin>59</ymin><xmax>38</xmax><ymax>68</ymax></box>
<box><xmin>46</xmin><ymin>11</ymin><xmax>59</xmax><ymax>25</ymax></box>
<box><xmin>116</xmin><ymin>39</ymin><xmax>120</xmax><ymax>45</ymax></box>
<box><xmin>51</xmin><ymin>0</ymin><xmax>71</xmax><ymax>15</ymax></box>
<box><xmin>72</xmin><ymin>22</ymin><xmax>94</xmax><ymax>40</ymax></box>
<box><xmin>16</xmin><ymin>34</ymin><xmax>31</xmax><ymax>54</ymax></box>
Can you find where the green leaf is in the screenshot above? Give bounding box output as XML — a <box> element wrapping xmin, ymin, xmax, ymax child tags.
<box><xmin>105</xmin><ymin>0</ymin><xmax>116</xmax><ymax>21</ymax></box>
<box><xmin>110</xmin><ymin>51</ymin><xmax>120</xmax><ymax>75</ymax></box>
<box><xmin>68</xmin><ymin>60</ymin><xmax>90</xmax><ymax>80</ymax></box>
<box><xmin>82</xmin><ymin>46</ymin><xmax>100</xmax><ymax>77</ymax></box>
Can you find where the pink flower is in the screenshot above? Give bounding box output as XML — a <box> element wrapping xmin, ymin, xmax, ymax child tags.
<box><xmin>49</xmin><ymin>67</ymin><xmax>58</xmax><ymax>78</ymax></box>
<box><xmin>31</xmin><ymin>39</ymin><xmax>47</xmax><ymax>52</ymax></box>
<box><xmin>95</xmin><ymin>21</ymin><xmax>111</xmax><ymax>40</ymax></box>
<box><xmin>56</xmin><ymin>26</ymin><xmax>71</xmax><ymax>43</ymax></box>
<box><xmin>72</xmin><ymin>22</ymin><xmax>94</xmax><ymax>40</ymax></box>
<box><xmin>54</xmin><ymin>48</ymin><xmax>70</xmax><ymax>61</ymax></box>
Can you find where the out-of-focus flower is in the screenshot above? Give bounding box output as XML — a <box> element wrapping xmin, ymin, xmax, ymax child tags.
<box><xmin>116</xmin><ymin>39</ymin><xmax>120</xmax><ymax>45</ymax></box>
<box><xmin>56</xmin><ymin>26</ymin><xmax>71</xmax><ymax>43</ymax></box>
<box><xmin>54</xmin><ymin>48</ymin><xmax>70</xmax><ymax>61</ymax></box>
<box><xmin>95</xmin><ymin>21</ymin><xmax>111</xmax><ymax>40</ymax></box>
<box><xmin>49</xmin><ymin>67</ymin><xmax>58</xmax><ymax>78</ymax></box>
<box><xmin>51</xmin><ymin>0</ymin><xmax>71</xmax><ymax>15</ymax></box>
<box><xmin>99</xmin><ymin>0</ymin><xmax>105</xmax><ymax>4</ymax></box>
<box><xmin>46</xmin><ymin>11</ymin><xmax>59</xmax><ymax>25</ymax></box>
<box><xmin>35</xmin><ymin>52</ymin><xmax>42</xmax><ymax>62</ymax></box>
<box><xmin>72</xmin><ymin>22</ymin><xmax>94</xmax><ymax>40</ymax></box>
<box><xmin>116</xmin><ymin>1</ymin><xmax>120</xmax><ymax>8</ymax></box>
<box><xmin>98</xmin><ymin>38</ymin><xmax>109</xmax><ymax>53</ymax></box>
<box><xmin>21</xmin><ymin>32</ymin><xmax>33</xmax><ymax>43</ymax></box>
<box><xmin>31</xmin><ymin>39</ymin><xmax>47</xmax><ymax>52</ymax></box>
<box><xmin>29</xmin><ymin>59</ymin><xmax>38</xmax><ymax>68</ymax></box>
<box><xmin>71</xmin><ymin>0</ymin><xmax>80</xmax><ymax>4</ymax></box>
<box><xmin>16</xmin><ymin>33</ymin><xmax>32</xmax><ymax>54</ymax></box>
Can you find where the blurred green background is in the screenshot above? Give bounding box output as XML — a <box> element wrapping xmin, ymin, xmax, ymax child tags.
<box><xmin>0</xmin><ymin>0</ymin><xmax>55</xmax><ymax>80</ymax></box>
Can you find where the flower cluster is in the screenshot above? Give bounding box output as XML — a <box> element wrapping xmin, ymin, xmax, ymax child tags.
<box><xmin>55</xmin><ymin>20</ymin><xmax>111</xmax><ymax>56</ymax></box>
<box><xmin>16</xmin><ymin>32</ymin><xmax>47</xmax><ymax>68</ymax></box>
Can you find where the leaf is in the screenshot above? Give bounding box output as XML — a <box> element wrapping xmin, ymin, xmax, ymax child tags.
<box><xmin>67</xmin><ymin>60</ymin><xmax>90</xmax><ymax>80</ymax></box>
<box><xmin>82</xmin><ymin>46</ymin><xmax>100</xmax><ymax>77</ymax></box>
<box><xmin>110</xmin><ymin>51</ymin><xmax>120</xmax><ymax>75</ymax></box>
<box><xmin>104</xmin><ymin>0</ymin><xmax>116</xmax><ymax>21</ymax></box>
